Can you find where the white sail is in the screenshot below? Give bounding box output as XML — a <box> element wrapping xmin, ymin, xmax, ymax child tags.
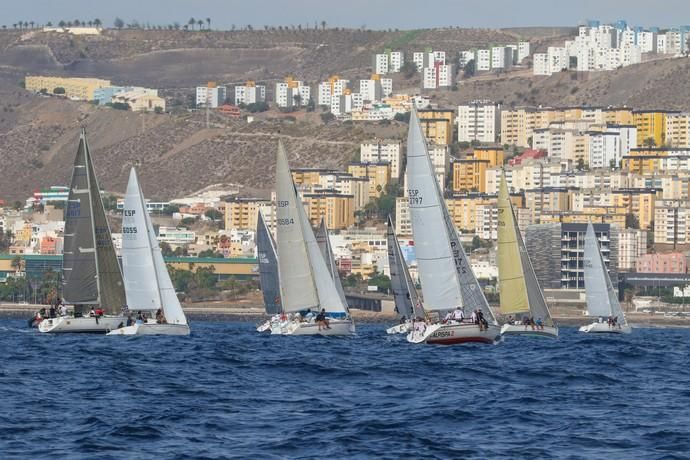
<box><xmin>297</xmin><ymin>194</ymin><xmax>348</xmax><ymax>314</ymax></box>
<box><xmin>123</xmin><ymin>168</ymin><xmax>188</xmax><ymax>325</ymax></box>
<box><xmin>122</xmin><ymin>168</ymin><xmax>161</xmax><ymax>311</ymax></box>
<box><xmin>275</xmin><ymin>142</ymin><xmax>320</xmax><ymax>313</ymax></box>
<box><xmin>584</xmin><ymin>223</ymin><xmax>625</xmax><ymax>324</ymax></box>
<box><xmin>316</xmin><ymin>219</ymin><xmax>348</xmax><ymax>309</ymax></box>
<box><xmin>406</xmin><ymin>110</ymin><xmax>464</xmax><ymax>312</ymax></box>
<box><xmin>387</xmin><ymin>216</ymin><xmax>423</xmax><ymax>319</ymax></box>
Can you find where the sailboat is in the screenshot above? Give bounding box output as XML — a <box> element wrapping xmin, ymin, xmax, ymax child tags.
<box><xmin>385</xmin><ymin>216</ymin><xmax>424</xmax><ymax>334</ymax></box>
<box><xmin>405</xmin><ymin>111</ymin><xmax>501</xmax><ymax>345</ymax></box>
<box><xmin>107</xmin><ymin>168</ymin><xmax>190</xmax><ymax>335</ymax></box>
<box><xmin>256</xmin><ymin>210</ymin><xmax>281</xmax><ymax>333</ymax></box>
<box><xmin>579</xmin><ymin>223</ymin><xmax>632</xmax><ymax>334</ymax></box>
<box><xmin>266</xmin><ymin>141</ymin><xmax>354</xmax><ymax>336</ymax></box>
<box><xmin>497</xmin><ymin>174</ymin><xmax>558</xmax><ymax>338</ymax></box>
<box><xmin>39</xmin><ymin>129</ymin><xmax>127</xmax><ymax>333</ymax></box>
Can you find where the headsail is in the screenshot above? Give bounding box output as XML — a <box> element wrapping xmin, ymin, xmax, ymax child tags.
<box><xmin>257</xmin><ymin>210</ymin><xmax>281</xmax><ymax>315</ymax></box>
<box><xmin>316</xmin><ymin>218</ymin><xmax>348</xmax><ymax>308</ymax></box>
<box><xmin>406</xmin><ymin>109</ymin><xmax>469</xmax><ymax>314</ymax></box>
<box><xmin>387</xmin><ymin>216</ymin><xmax>424</xmax><ymax>319</ymax></box>
<box><xmin>584</xmin><ymin>223</ymin><xmax>625</xmax><ymax>324</ymax></box>
<box><xmin>497</xmin><ymin>174</ymin><xmax>553</xmax><ymax>324</ymax></box>
<box><xmin>62</xmin><ymin>129</ymin><xmax>125</xmax><ymax>314</ymax></box>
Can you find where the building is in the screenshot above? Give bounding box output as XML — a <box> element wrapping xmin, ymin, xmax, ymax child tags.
<box><xmin>526</xmin><ymin>222</ymin><xmax>618</xmax><ymax>290</ymax></box>
<box><xmin>373</xmin><ymin>50</ymin><xmax>404</xmax><ymax>74</ymax></box>
<box><xmin>224</xmin><ymin>197</ymin><xmax>272</xmax><ymax>231</ymax></box>
<box><xmin>347</xmin><ymin>162</ymin><xmax>391</xmax><ymax>200</ymax></box>
<box><xmin>636</xmin><ymin>253</ymin><xmax>687</xmax><ymax>273</ymax></box>
<box><xmin>234</xmin><ymin>81</ymin><xmax>266</xmax><ymax>105</ymax></box>
<box><xmin>25</xmin><ymin>76</ymin><xmax>111</xmax><ymax>101</ymax></box>
<box><xmin>617</xmin><ymin>228</ymin><xmax>647</xmax><ymax>271</ymax></box>
<box><xmin>634</xmin><ymin>110</ymin><xmax>672</xmax><ymax>147</ymax></box>
<box><xmin>274</xmin><ymin>76</ymin><xmax>311</xmax><ymax>108</ymax></box>
<box><xmin>665</xmin><ymin>113</ymin><xmax>690</xmax><ymax>148</ymax></box>
<box><xmin>422</xmin><ymin>63</ymin><xmax>454</xmax><ymax>89</ymax></box>
<box><xmin>111</xmin><ymin>89</ymin><xmax>165</xmax><ymax>112</ymax></box>
<box><xmin>457</xmin><ymin>101</ymin><xmax>501</xmax><ymax>143</ymax></box>
<box><xmin>196</xmin><ymin>82</ymin><xmax>227</xmax><ymax>108</ymax></box>
<box><xmin>302</xmin><ymin>192</ymin><xmax>354</xmax><ymax>230</ymax></box>
<box><xmin>157</xmin><ymin>227</ymin><xmax>197</xmax><ymax>247</ymax></box>
<box><xmin>452</xmin><ymin>159</ymin><xmax>489</xmax><ymax>193</ymax></box>
<box><xmin>360</xmin><ymin>141</ymin><xmax>403</xmax><ymax>180</ymax></box>
<box><xmin>418</xmin><ymin>109</ymin><xmax>454</xmax><ymax>145</ymax></box>
<box><xmin>654</xmin><ymin>200</ymin><xmax>689</xmax><ymax>245</ymax></box>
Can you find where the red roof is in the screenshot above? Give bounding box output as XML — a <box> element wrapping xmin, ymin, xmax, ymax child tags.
<box><xmin>509</xmin><ymin>149</ymin><xmax>546</xmax><ymax>166</ymax></box>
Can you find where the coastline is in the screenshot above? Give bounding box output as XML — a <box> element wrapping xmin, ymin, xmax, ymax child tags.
<box><xmin>3</xmin><ymin>302</ymin><xmax>690</xmax><ymax>328</ymax></box>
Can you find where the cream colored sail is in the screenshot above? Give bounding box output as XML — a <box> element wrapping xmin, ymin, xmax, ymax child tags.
<box><xmin>497</xmin><ymin>175</ymin><xmax>529</xmax><ymax>315</ymax></box>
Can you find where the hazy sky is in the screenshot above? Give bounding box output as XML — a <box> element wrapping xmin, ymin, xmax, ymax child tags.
<box><xmin>4</xmin><ymin>0</ymin><xmax>690</xmax><ymax>30</ymax></box>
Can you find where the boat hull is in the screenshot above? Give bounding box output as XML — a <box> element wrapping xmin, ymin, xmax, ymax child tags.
<box><xmin>38</xmin><ymin>316</ymin><xmax>125</xmax><ymax>333</ymax></box>
<box><xmin>408</xmin><ymin>322</ymin><xmax>501</xmax><ymax>345</ymax></box>
<box><xmin>579</xmin><ymin>322</ymin><xmax>632</xmax><ymax>334</ymax></box>
<box><xmin>256</xmin><ymin>320</ymin><xmax>272</xmax><ymax>333</ymax></box>
<box><xmin>106</xmin><ymin>322</ymin><xmax>190</xmax><ymax>336</ymax></box>
<box><xmin>386</xmin><ymin>322</ymin><xmax>411</xmax><ymax>335</ymax></box>
<box><xmin>500</xmin><ymin>323</ymin><xmax>559</xmax><ymax>338</ymax></box>
<box><xmin>272</xmin><ymin>318</ymin><xmax>355</xmax><ymax>336</ymax></box>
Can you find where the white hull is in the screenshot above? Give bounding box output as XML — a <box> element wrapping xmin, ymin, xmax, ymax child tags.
<box><xmin>38</xmin><ymin>316</ymin><xmax>125</xmax><ymax>333</ymax></box>
<box><xmin>107</xmin><ymin>321</ymin><xmax>190</xmax><ymax>336</ymax></box>
<box><xmin>579</xmin><ymin>322</ymin><xmax>632</xmax><ymax>334</ymax></box>
<box><xmin>407</xmin><ymin>321</ymin><xmax>501</xmax><ymax>345</ymax></box>
<box><xmin>386</xmin><ymin>322</ymin><xmax>411</xmax><ymax>335</ymax></box>
<box><xmin>271</xmin><ymin>318</ymin><xmax>355</xmax><ymax>336</ymax></box>
<box><xmin>500</xmin><ymin>323</ymin><xmax>558</xmax><ymax>338</ymax></box>
<box><xmin>256</xmin><ymin>320</ymin><xmax>272</xmax><ymax>333</ymax></box>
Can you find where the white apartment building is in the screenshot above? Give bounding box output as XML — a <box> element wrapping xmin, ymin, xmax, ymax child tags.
<box><xmin>234</xmin><ymin>83</ymin><xmax>266</xmax><ymax>105</ymax></box>
<box><xmin>618</xmin><ymin>228</ymin><xmax>647</xmax><ymax>271</ymax></box>
<box><xmin>373</xmin><ymin>51</ymin><xmax>404</xmax><ymax>74</ymax></box>
<box><xmin>359</xmin><ymin>77</ymin><xmax>393</xmax><ymax>102</ymax></box>
<box><xmin>459</xmin><ymin>50</ymin><xmax>475</xmax><ymax>67</ymax></box>
<box><xmin>422</xmin><ymin>64</ymin><xmax>454</xmax><ymax>89</ymax></box>
<box><xmin>476</xmin><ymin>49</ymin><xmax>491</xmax><ymax>71</ymax></box>
<box><xmin>654</xmin><ymin>200</ymin><xmax>689</xmax><ymax>244</ymax></box>
<box><xmin>317</xmin><ymin>78</ymin><xmax>350</xmax><ymax>106</ymax></box>
<box><xmin>457</xmin><ymin>101</ymin><xmax>501</xmax><ymax>143</ymax></box>
<box><xmin>331</xmin><ymin>92</ymin><xmax>363</xmax><ymax>116</ymax></box>
<box><xmin>373</xmin><ymin>53</ymin><xmax>389</xmax><ymax>74</ymax></box>
<box><xmin>475</xmin><ymin>204</ymin><xmax>498</xmax><ymax>240</ymax></box>
<box><xmin>275</xmin><ymin>80</ymin><xmax>310</xmax><ymax>108</ymax></box>
<box><xmin>491</xmin><ymin>46</ymin><xmax>514</xmax><ymax>69</ymax></box>
<box><xmin>588</xmin><ymin>132</ymin><xmax>621</xmax><ymax>168</ymax></box>
<box><xmin>196</xmin><ymin>85</ymin><xmax>227</xmax><ymax>108</ymax></box>
<box><xmin>360</xmin><ymin>141</ymin><xmax>403</xmax><ymax>179</ymax></box>
<box><xmin>395</xmin><ymin>197</ymin><xmax>412</xmax><ymax>236</ymax></box>
<box><xmin>413</xmin><ymin>50</ymin><xmax>446</xmax><ymax>71</ymax></box>
<box><xmin>517</xmin><ymin>41</ymin><xmax>531</xmax><ymax>62</ymax></box>
<box><xmin>533</xmin><ymin>53</ymin><xmax>549</xmax><ymax>75</ymax></box>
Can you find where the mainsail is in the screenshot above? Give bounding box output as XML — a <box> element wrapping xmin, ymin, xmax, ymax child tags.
<box><xmin>387</xmin><ymin>216</ymin><xmax>423</xmax><ymax>319</ymax></box>
<box><xmin>257</xmin><ymin>210</ymin><xmax>281</xmax><ymax>315</ymax></box>
<box><xmin>122</xmin><ymin>167</ymin><xmax>188</xmax><ymax>325</ymax></box>
<box><xmin>584</xmin><ymin>223</ymin><xmax>625</xmax><ymax>324</ymax></box>
<box><xmin>497</xmin><ymin>174</ymin><xmax>553</xmax><ymax>325</ymax></box>
<box><xmin>315</xmin><ymin>218</ymin><xmax>348</xmax><ymax>308</ymax></box>
<box><xmin>275</xmin><ymin>142</ymin><xmax>347</xmax><ymax>315</ymax></box>
<box><xmin>62</xmin><ymin>129</ymin><xmax>125</xmax><ymax>314</ymax></box>
<box><xmin>406</xmin><ymin>110</ymin><xmax>464</xmax><ymax>313</ymax></box>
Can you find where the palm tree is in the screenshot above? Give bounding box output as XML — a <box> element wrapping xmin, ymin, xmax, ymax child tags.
<box><xmin>29</xmin><ymin>21</ymin><xmax>34</xmax><ymax>29</ymax></box>
<box><xmin>188</xmin><ymin>17</ymin><xmax>196</xmax><ymax>30</ymax></box>
<box><xmin>12</xmin><ymin>23</ymin><xmax>17</xmax><ymax>30</ymax></box>
<box><xmin>321</xmin><ymin>20</ymin><xmax>326</xmax><ymax>30</ymax></box>
<box><xmin>197</xmin><ymin>19</ymin><xmax>203</xmax><ymax>30</ymax></box>
<box><xmin>94</xmin><ymin>18</ymin><xmax>102</xmax><ymax>27</ymax></box>
<box><xmin>45</xmin><ymin>21</ymin><xmax>52</xmax><ymax>27</ymax></box>
<box><xmin>74</xmin><ymin>19</ymin><xmax>81</xmax><ymax>26</ymax></box>
<box><xmin>58</xmin><ymin>20</ymin><xmax>65</xmax><ymax>27</ymax></box>
<box><xmin>206</xmin><ymin>17</ymin><xmax>211</xmax><ymax>30</ymax></box>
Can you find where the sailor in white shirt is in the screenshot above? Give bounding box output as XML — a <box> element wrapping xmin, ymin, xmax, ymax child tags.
<box><xmin>452</xmin><ymin>307</ymin><xmax>464</xmax><ymax>322</ymax></box>
<box><xmin>471</xmin><ymin>309</ymin><xmax>477</xmax><ymax>324</ymax></box>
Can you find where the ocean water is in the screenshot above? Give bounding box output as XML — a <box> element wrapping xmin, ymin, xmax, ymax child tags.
<box><xmin>1</xmin><ymin>320</ymin><xmax>689</xmax><ymax>459</ymax></box>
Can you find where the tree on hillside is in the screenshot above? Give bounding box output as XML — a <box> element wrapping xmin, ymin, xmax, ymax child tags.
<box><xmin>58</xmin><ymin>20</ymin><xmax>66</xmax><ymax>27</ymax></box>
<box><xmin>188</xmin><ymin>17</ymin><xmax>196</xmax><ymax>30</ymax></box>
<box><xmin>114</xmin><ymin>17</ymin><xmax>124</xmax><ymax>29</ymax></box>
<box><xmin>400</xmin><ymin>61</ymin><xmax>417</xmax><ymax>79</ymax></box>
<box><xmin>463</xmin><ymin>59</ymin><xmax>476</xmax><ymax>78</ymax></box>
<box><xmin>45</xmin><ymin>22</ymin><xmax>52</xmax><ymax>27</ymax></box>
<box><xmin>94</xmin><ymin>18</ymin><xmax>102</xmax><ymax>27</ymax></box>
<box><xmin>206</xmin><ymin>18</ymin><xmax>211</xmax><ymax>30</ymax></box>
<box><xmin>643</xmin><ymin>137</ymin><xmax>657</xmax><ymax>148</ymax></box>
<box><xmin>321</xmin><ymin>20</ymin><xmax>326</xmax><ymax>30</ymax></box>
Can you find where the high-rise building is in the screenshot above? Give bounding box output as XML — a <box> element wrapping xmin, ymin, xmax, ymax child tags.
<box><xmin>457</xmin><ymin>101</ymin><xmax>501</xmax><ymax>143</ymax></box>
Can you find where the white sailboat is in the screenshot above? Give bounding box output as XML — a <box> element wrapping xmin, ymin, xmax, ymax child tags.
<box><xmin>405</xmin><ymin>111</ymin><xmax>500</xmax><ymax>345</ymax></box>
<box><xmin>579</xmin><ymin>223</ymin><xmax>632</xmax><ymax>334</ymax></box>
<box><xmin>39</xmin><ymin>129</ymin><xmax>127</xmax><ymax>333</ymax></box>
<box><xmin>315</xmin><ymin>218</ymin><xmax>349</xmax><ymax>309</ymax></box>
<box><xmin>256</xmin><ymin>210</ymin><xmax>281</xmax><ymax>333</ymax></box>
<box><xmin>267</xmin><ymin>141</ymin><xmax>354</xmax><ymax>336</ymax></box>
<box><xmin>107</xmin><ymin>168</ymin><xmax>190</xmax><ymax>336</ymax></box>
<box><xmin>385</xmin><ymin>216</ymin><xmax>424</xmax><ymax>335</ymax></box>
<box><xmin>497</xmin><ymin>174</ymin><xmax>558</xmax><ymax>338</ymax></box>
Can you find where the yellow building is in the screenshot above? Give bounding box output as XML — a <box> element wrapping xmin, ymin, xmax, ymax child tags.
<box><xmin>292</xmin><ymin>168</ymin><xmax>331</xmax><ymax>187</ymax></box>
<box><xmin>603</xmin><ymin>108</ymin><xmax>634</xmax><ymax>125</ymax></box>
<box><xmin>445</xmin><ymin>194</ymin><xmax>496</xmax><ymax>232</ymax></box>
<box><xmin>665</xmin><ymin>113</ymin><xmax>690</xmax><ymax>148</ymax></box>
<box><xmin>539</xmin><ymin>209</ymin><xmax>627</xmax><ymax>228</ymax></box>
<box><xmin>471</xmin><ymin>147</ymin><xmax>504</xmax><ymax>167</ymax></box>
<box><xmin>418</xmin><ymin>109</ymin><xmax>454</xmax><ymax>145</ymax></box>
<box><xmin>452</xmin><ymin>159</ymin><xmax>489</xmax><ymax>193</ymax></box>
<box><xmin>25</xmin><ymin>76</ymin><xmax>111</xmax><ymax>101</ymax></box>
<box><xmin>302</xmin><ymin>192</ymin><xmax>354</xmax><ymax>230</ymax></box>
<box><xmin>634</xmin><ymin>110</ymin><xmax>670</xmax><ymax>147</ymax></box>
<box><xmin>112</xmin><ymin>90</ymin><xmax>165</xmax><ymax>112</ymax></box>
<box><xmin>611</xmin><ymin>189</ymin><xmax>657</xmax><ymax>230</ymax></box>
<box><xmin>347</xmin><ymin>162</ymin><xmax>390</xmax><ymax>199</ymax></box>
<box><xmin>224</xmin><ymin>198</ymin><xmax>271</xmax><ymax>231</ymax></box>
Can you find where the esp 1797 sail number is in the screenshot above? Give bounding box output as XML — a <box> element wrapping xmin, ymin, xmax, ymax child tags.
<box><xmin>408</xmin><ymin>189</ymin><xmax>423</xmax><ymax>205</ymax></box>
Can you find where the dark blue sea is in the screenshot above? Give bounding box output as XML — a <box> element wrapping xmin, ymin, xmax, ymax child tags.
<box><xmin>1</xmin><ymin>320</ymin><xmax>689</xmax><ymax>459</ymax></box>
